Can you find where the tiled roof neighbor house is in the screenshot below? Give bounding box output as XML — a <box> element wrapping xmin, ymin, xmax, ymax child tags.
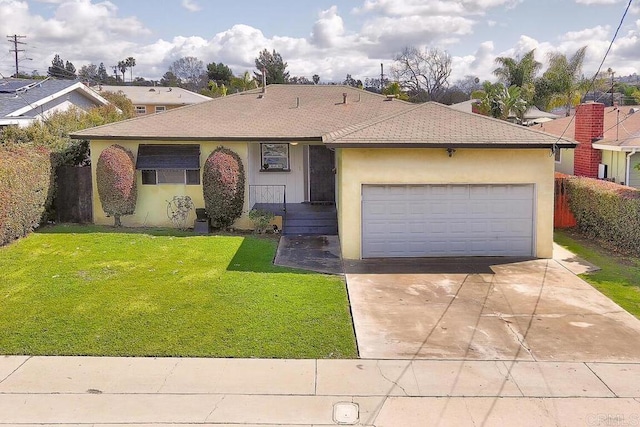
<box><xmin>92</xmin><ymin>85</ymin><xmax>210</xmax><ymax>115</ymax></box>
<box><xmin>72</xmin><ymin>85</ymin><xmax>576</xmax><ymax>260</ymax></box>
<box><xmin>0</xmin><ymin>78</ymin><xmax>110</xmax><ymax>127</ymax></box>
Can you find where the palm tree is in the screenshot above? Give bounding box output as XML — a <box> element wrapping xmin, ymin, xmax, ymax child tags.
<box><xmin>543</xmin><ymin>46</ymin><xmax>589</xmax><ymax>116</ymax></box>
<box><xmin>473</xmin><ymin>81</ymin><xmax>526</xmax><ymax>122</ymax></box>
<box><xmin>493</xmin><ymin>49</ymin><xmax>541</xmax><ymax>104</ymax></box>
<box><xmin>125</xmin><ymin>57</ymin><xmax>136</xmax><ymax>83</ymax></box>
<box><xmin>230</xmin><ymin>71</ymin><xmax>258</xmax><ymax>93</ymax></box>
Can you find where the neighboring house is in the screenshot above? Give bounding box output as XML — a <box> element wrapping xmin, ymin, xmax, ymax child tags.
<box><xmin>72</xmin><ymin>85</ymin><xmax>575</xmax><ymax>260</ymax></box>
<box><xmin>0</xmin><ymin>78</ymin><xmax>111</xmax><ymax>127</ymax></box>
<box><xmin>450</xmin><ymin>100</ymin><xmax>561</xmax><ymax>125</ymax></box>
<box><xmin>539</xmin><ymin>102</ymin><xmax>640</xmax><ymax>187</ymax></box>
<box><xmin>92</xmin><ymin>85</ymin><xmax>210</xmax><ymax>115</ymax></box>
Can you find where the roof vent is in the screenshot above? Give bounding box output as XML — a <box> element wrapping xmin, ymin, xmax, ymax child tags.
<box><xmin>343</xmin><ymin>93</ymin><xmax>347</xmax><ymax>104</ymax></box>
<box><xmin>630</xmin><ymin>107</ymin><xmax>639</xmax><ymax>115</ymax></box>
<box><xmin>149</xmin><ymin>88</ymin><xmax>156</xmax><ymax>92</ymax></box>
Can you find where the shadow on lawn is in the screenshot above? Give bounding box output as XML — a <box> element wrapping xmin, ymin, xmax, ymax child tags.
<box><xmin>226</xmin><ymin>237</ymin><xmax>312</xmax><ymax>274</ymax></box>
<box><xmin>37</xmin><ymin>224</ymin><xmax>201</xmax><ymax>238</ymax></box>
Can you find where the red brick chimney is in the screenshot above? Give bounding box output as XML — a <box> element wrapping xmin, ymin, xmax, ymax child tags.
<box><xmin>574</xmin><ymin>102</ymin><xmax>604</xmax><ymax>178</ymax></box>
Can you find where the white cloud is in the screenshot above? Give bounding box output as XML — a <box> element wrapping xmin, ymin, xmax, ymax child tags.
<box><xmin>181</xmin><ymin>0</ymin><xmax>201</xmax><ymax>12</ymax></box>
<box><xmin>311</xmin><ymin>6</ymin><xmax>346</xmax><ymax>48</ymax></box>
<box><xmin>575</xmin><ymin>0</ymin><xmax>619</xmax><ymax>4</ymax></box>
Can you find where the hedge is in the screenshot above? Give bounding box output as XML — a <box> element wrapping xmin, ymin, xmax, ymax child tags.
<box><xmin>0</xmin><ymin>145</ymin><xmax>55</xmax><ymax>246</ymax></box>
<box><xmin>96</xmin><ymin>144</ymin><xmax>137</xmax><ymax>227</ymax></box>
<box><xmin>566</xmin><ymin>176</ymin><xmax>640</xmax><ymax>256</ymax></box>
<box><xmin>203</xmin><ymin>147</ymin><xmax>245</xmax><ymax>229</ymax></box>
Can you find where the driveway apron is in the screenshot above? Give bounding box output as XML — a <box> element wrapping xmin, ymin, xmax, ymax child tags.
<box><xmin>345</xmin><ymin>256</ymin><xmax>640</xmax><ymax>361</ymax></box>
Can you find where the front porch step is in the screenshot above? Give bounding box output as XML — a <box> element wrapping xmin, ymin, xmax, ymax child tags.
<box><xmin>284</xmin><ymin>225</ymin><xmax>338</xmax><ymax>235</ymax></box>
<box><xmin>285</xmin><ymin>218</ymin><xmax>338</xmax><ymax>227</ymax></box>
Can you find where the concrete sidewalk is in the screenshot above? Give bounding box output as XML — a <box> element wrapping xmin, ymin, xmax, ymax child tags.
<box><xmin>2</xmin><ymin>356</ymin><xmax>640</xmax><ymax>426</ymax></box>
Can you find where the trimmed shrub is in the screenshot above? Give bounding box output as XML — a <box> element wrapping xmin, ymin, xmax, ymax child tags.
<box><xmin>96</xmin><ymin>144</ymin><xmax>137</xmax><ymax>227</ymax></box>
<box><xmin>203</xmin><ymin>147</ymin><xmax>245</xmax><ymax>229</ymax></box>
<box><xmin>0</xmin><ymin>145</ymin><xmax>55</xmax><ymax>246</ymax></box>
<box><xmin>567</xmin><ymin>176</ymin><xmax>640</xmax><ymax>255</ymax></box>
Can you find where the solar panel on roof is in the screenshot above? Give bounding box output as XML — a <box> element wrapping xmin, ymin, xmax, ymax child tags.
<box><xmin>0</xmin><ymin>80</ymin><xmax>34</xmax><ymax>93</ymax></box>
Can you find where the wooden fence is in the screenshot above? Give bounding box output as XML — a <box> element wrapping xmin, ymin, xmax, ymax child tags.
<box><xmin>554</xmin><ymin>173</ymin><xmax>576</xmax><ymax>229</ymax></box>
<box><xmin>55</xmin><ymin>165</ymin><xmax>92</xmax><ymax>223</ymax></box>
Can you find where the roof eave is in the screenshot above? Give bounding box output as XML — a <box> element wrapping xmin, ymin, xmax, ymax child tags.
<box><xmin>71</xmin><ymin>134</ymin><xmax>324</xmax><ymax>142</ymax></box>
<box><xmin>325</xmin><ymin>142</ymin><xmax>577</xmax><ymax>149</ymax></box>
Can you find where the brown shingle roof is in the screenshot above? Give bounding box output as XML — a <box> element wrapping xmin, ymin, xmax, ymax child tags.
<box><xmin>73</xmin><ymin>85</ymin><xmax>413</xmax><ymax>141</ymax></box>
<box><xmin>325</xmin><ymin>102</ymin><xmax>576</xmax><ymax>147</ymax></box>
<box><xmin>72</xmin><ymin>85</ymin><xmax>576</xmax><ymax>148</ymax></box>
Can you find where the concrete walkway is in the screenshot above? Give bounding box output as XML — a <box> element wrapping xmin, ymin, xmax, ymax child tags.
<box><xmin>2</xmin><ymin>355</ymin><xmax>640</xmax><ymax>426</ymax></box>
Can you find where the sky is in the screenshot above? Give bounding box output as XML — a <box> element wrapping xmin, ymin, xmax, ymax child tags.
<box><xmin>1</xmin><ymin>0</ymin><xmax>639</xmax><ymax>85</ymax></box>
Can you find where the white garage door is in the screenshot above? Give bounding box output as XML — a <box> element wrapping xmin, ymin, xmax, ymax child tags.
<box><xmin>362</xmin><ymin>184</ymin><xmax>534</xmax><ymax>258</ymax></box>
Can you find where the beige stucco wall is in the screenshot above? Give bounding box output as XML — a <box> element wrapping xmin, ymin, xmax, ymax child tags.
<box><xmin>90</xmin><ymin>140</ymin><xmax>252</xmax><ymax>229</ymax></box>
<box><xmin>555</xmin><ymin>148</ymin><xmax>575</xmax><ymax>175</ymax></box>
<box><xmin>336</xmin><ymin>147</ymin><xmax>555</xmax><ymax>260</ymax></box>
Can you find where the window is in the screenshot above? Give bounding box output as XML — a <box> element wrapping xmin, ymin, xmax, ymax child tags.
<box><xmin>135</xmin><ymin>105</ymin><xmax>146</xmax><ymax>115</ymax></box>
<box><xmin>261</xmin><ymin>143</ymin><xmax>290</xmax><ymax>171</ymax></box>
<box><xmin>141</xmin><ymin>169</ymin><xmax>200</xmax><ymax>185</ymax></box>
<box><xmin>136</xmin><ymin>144</ymin><xmax>201</xmax><ymax>185</ymax></box>
<box><xmin>155</xmin><ymin>106</ymin><xmax>166</xmax><ymax>113</ymax></box>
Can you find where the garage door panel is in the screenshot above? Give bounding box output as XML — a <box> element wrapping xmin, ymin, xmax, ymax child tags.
<box><xmin>362</xmin><ymin>184</ymin><xmax>534</xmax><ymax>258</ymax></box>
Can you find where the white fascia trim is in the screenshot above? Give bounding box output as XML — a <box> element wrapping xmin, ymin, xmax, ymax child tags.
<box><xmin>592</xmin><ymin>143</ymin><xmax>639</xmax><ymax>152</ymax></box>
<box><xmin>8</xmin><ymin>82</ymin><xmax>111</xmax><ymax>118</ymax></box>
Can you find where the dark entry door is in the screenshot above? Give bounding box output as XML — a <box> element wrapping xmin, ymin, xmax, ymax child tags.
<box><xmin>309</xmin><ymin>145</ymin><xmax>335</xmax><ymax>202</ymax></box>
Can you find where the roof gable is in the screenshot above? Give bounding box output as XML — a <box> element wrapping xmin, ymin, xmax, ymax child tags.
<box><xmin>325</xmin><ymin>102</ymin><xmax>576</xmax><ymax>148</ymax></box>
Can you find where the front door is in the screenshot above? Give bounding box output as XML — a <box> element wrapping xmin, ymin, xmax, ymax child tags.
<box><xmin>309</xmin><ymin>145</ymin><xmax>335</xmax><ymax>202</ymax></box>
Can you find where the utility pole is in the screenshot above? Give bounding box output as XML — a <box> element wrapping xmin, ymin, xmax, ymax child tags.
<box><xmin>380</xmin><ymin>63</ymin><xmax>384</xmax><ymax>92</ymax></box>
<box><xmin>7</xmin><ymin>34</ymin><xmax>26</xmax><ymax>77</ymax></box>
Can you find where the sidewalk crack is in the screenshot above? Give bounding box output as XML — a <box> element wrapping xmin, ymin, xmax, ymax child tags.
<box><xmin>204</xmin><ymin>395</ymin><xmax>226</xmax><ymax>422</ymax></box>
<box><xmin>498</xmin><ymin>313</ymin><xmax>533</xmax><ymax>358</ymax></box>
<box><xmin>156</xmin><ymin>359</ymin><xmax>180</xmax><ymax>393</ymax></box>
<box><xmin>376</xmin><ymin>361</ymin><xmax>408</xmax><ymax>397</ymax></box>
<box><xmin>0</xmin><ymin>356</ymin><xmax>32</xmax><ymax>385</ymax></box>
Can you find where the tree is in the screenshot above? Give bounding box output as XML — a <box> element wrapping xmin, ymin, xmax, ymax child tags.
<box><xmin>392</xmin><ymin>46</ymin><xmax>452</xmax><ymax>102</ymax></box>
<box><xmin>313</xmin><ymin>74</ymin><xmax>320</xmax><ymax>84</ymax></box>
<box><xmin>343</xmin><ymin>74</ymin><xmax>362</xmax><ymax>88</ymax></box>
<box><xmin>493</xmin><ymin>49</ymin><xmax>541</xmax><ymax>104</ymax></box>
<box><xmin>117</xmin><ymin>60</ymin><xmax>127</xmax><ymax>82</ymax></box>
<box><xmin>160</xmin><ymin>71</ymin><xmax>180</xmax><ymax>87</ymax></box>
<box><xmin>382</xmin><ymin>82</ymin><xmax>409</xmax><ymax>100</ymax></box>
<box><xmin>207</xmin><ymin>62</ymin><xmax>233</xmax><ymax>87</ymax></box>
<box><xmin>78</xmin><ymin>64</ymin><xmax>98</xmax><ymax>82</ymax></box>
<box><xmin>254</xmin><ymin>49</ymin><xmax>289</xmax><ymax>85</ymax></box>
<box><xmin>540</xmin><ymin>46</ymin><xmax>589</xmax><ymax>116</ymax></box>
<box><xmin>96</xmin><ymin>144</ymin><xmax>137</xmax><ymax>227</ymax></box>
<box><xmin>97</xmin><ymin>62</ymin><xmax>109</xmax><ymax>83</ymax></box>
<box><xmin>168</xmin><ymin>56</ymin><xmax>206</xmax><ymax>91</ymax></box>
<box><xmin>47</xmin><ymin>54</ymin><xmax>76</xmax><ymax>79</ymax></box>
<box><xmin>201</xmin><ymin>81</ymin><xmax>228</xmax><ymax>98</ymax></box>
<box><xmin>229</xmin><ymin>71</ymin><xmax>257</xmax><ymax>93</ymax></box>
<box><xmin>472</xmin><ymin>81</ymin><xmax>526</xmax><ymax>122</ymax></box>
<box><xmin>125</xmin><ymin>57</ymin><xmax>136</xmax><ymax>82</ymax></box>
<box><xmin>202</xmin><ymin>147</ymin><xmax>245</xmax><ymax>229</ymax></box>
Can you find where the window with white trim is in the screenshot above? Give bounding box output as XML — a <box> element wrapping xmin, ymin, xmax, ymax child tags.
<box><xmin>260</xmin><ymin>143</ymin><xmax>290</xmax><ymax>171</ymax></box>
<box><xmin>155</xmin><ymin>106</ymin><xmax>166</xmax><ymax>113</ymax></box>
<box><xmin>141</xmin><ymin>169</ymin><xmax>200</xmax><ymax>185</ymax></box>
<box><xmin>135</xmin><ymin>105</ymin><xmax>146</xmax><ymax>115</ymax></box>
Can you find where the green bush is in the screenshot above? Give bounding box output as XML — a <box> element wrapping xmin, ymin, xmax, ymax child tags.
<box><xmin>248</xmin><ymin>208</ymin><xmax>275</xmax><ymax>233</ymax></box>
<box><xmin>0</xmin><ymin>145</ymin><xmax>55</xmax><ymax>246</ymax></box>
<box><xmin>567</xmin><ymin>176</ymin><xmax>640</xmax><ymax>255</ymax></box>
<box><xmin>96</xmin><ymin>144</ymin><xmax>137</xmax><ymax>227</ymax></box>
<box><xmin>203</xmin><ymin>147</ymin><xmax>245</xmax><ymax>229</ymax></box>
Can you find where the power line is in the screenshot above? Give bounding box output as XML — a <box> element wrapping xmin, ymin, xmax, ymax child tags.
<box><xmin>552</xmin><ymin>0</ymin><xmax>634</xmax><ymax>148</ymax></box>
<box><xmin>7</xmin><ymin>34</ymin><xmax>26</xmax><ymax>77</ymax></box>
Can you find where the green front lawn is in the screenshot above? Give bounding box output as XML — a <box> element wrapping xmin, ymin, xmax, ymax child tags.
<box><xmin>555</xmin><ymin>229</ymin><xmax>640</xmax><ymax>318</ymax></box>
<box><xmin>0</xmin><ymin>225</ymin><xmax>357</xmax><ymax>358</ymax></box>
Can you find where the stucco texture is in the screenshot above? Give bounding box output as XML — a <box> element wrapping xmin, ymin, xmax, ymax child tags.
<box><xmin>336</xmin><ymin>148</ymin><xmax>555</xmax><ymax>260</ymax></box>
<box><xmin>90</xmin><ymin>140</ymin><xmax>252</xmax><ymax>229</ymax></box>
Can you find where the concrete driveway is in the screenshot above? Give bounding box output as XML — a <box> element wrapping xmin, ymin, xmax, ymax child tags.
<box><xmin>345</xmin><ymin>255</ymin><xmax>640</xmax><ymax>361</ymax></box>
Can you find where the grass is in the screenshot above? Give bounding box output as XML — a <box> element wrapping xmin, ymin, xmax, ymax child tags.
<box><xmin>0</xmin><ymin>224</ymin><xmax>357</xmax><ymax>358</ymax></box>
<box><xmin>555</xmin><ymin>229</ymin><xmax>640</xmax><ymax>318</ymax></box>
